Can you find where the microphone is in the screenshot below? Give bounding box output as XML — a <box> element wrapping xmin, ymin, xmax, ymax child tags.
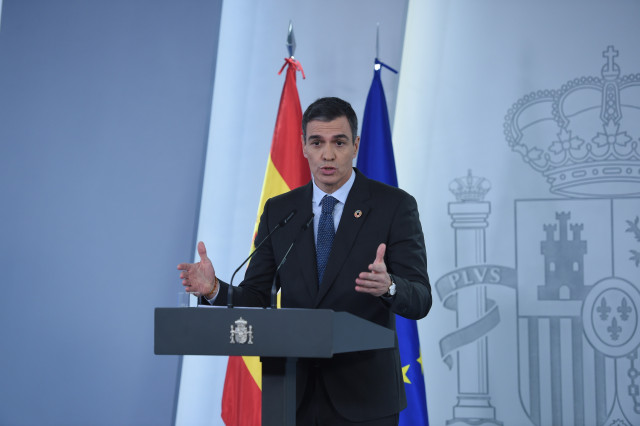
<box><xmin>227</xmin><ymin>209</ymin><xmax>296</xmax><ymax>308</ymax></box>
<box><xmin>270</xmin><ymin>214</ymin><xmax>314</xmax><ymax>309</ymax></box>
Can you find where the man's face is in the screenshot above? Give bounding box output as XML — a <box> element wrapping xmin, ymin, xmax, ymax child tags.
<box><xmin>302</xmin><ymin>116</ymin><xmax>360</xmax><ymax>194</ymax></box>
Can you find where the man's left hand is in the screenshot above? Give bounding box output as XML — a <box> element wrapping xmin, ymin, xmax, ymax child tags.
<box><xmin>355</xmin><ymin>243</ymin><xmax>392</xmax><ymax>297</ymax></box>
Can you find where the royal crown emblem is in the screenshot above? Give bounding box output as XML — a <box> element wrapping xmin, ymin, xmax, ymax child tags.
<box><xmin>229</xmin><ymin>317</ymin><xmax>253</xmax><ymax>344</ymax></box>
<box><xmin>504</xmin><ymin>46</ymin><xmax>640</xmax><ymax>198</ymax></box>
<box><xmin>449</xmin><ymin>169</ymin><xmax>492</xmax><ymax>202</ymax></box>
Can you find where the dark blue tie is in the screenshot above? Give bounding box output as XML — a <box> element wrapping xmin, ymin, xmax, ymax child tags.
<box><xmin>316</xmin><ymin>195</ymin><xmax>337</xmax><ymax>285</ymax></box>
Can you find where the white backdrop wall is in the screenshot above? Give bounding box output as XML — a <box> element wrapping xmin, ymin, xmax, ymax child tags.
<box><xmin>181</xmin><ymin>1</ymin><xmax>640</xmax><ymax>425</ymax></box>
<box><xmin>396</xmin><ymin>1</ymin><xmax>640</xmax><ymax>425</ymax></box>
<box><xmin>176</xmin><ymin>1</ymin><xmax>409</xmax><ymax>424</ymax></box>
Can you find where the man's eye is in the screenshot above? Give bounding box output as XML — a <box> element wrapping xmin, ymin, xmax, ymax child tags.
<box><xmin>336</xmin><ymin>141</ymin><xmax>345</xmax><ymax>146</ymax></box>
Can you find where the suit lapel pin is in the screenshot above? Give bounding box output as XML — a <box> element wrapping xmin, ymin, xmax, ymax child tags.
<box><xmin>354</xmin><ymin>210</ymin><xmax>362</xmax><ymax>218</ymax></box>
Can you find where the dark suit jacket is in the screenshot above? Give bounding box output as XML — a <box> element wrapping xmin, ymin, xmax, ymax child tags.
<box><xmin>209</xmin><ymin>169</ymin><xmax>431</xmax><ymax>421</ymax></box>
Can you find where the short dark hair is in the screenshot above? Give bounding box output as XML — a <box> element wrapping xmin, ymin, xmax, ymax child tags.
<box><xmin>302</xmin><ymin>97</ymin><xmax>358</xmax><ymax>143</ymax></box>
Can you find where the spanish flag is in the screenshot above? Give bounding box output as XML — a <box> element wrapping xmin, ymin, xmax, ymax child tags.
<box><xmin>220</xmin><ymin>57</ymin><xmax>308</xmax><ymax>425</ymax></box>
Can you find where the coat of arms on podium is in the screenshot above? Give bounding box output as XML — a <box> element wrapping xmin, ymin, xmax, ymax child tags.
<box><xmin>230</xmin><ymin>317</ymin><xmax>253</xmax><ymax>344</ymax></box>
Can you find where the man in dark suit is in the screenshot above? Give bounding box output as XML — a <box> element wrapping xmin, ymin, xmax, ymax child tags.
<box><xmin>178</xmin><ymin>97</ymin><xmax>431</xmax><ymax>425</ymax></box>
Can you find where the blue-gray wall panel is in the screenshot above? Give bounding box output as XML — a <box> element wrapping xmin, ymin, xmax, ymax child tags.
<box><xmin>0</xmin><ymin>1</ymin><xmax>222</xmax><ymax>424</ymax></box>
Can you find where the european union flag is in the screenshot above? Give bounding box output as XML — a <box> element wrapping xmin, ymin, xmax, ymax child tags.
<box><xmin>356</xmin><ymin>58</ymin><xmax>429</xmax><ymax>426</ymax></box>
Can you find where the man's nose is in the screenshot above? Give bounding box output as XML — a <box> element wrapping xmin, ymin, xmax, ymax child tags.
<box><xmin>322</xmin><ymin>146</ymin><xmax>335</xmax><ymax>160</ymax></box>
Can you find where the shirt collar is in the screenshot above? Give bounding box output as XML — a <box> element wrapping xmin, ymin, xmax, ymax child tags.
<box><xmin>311</xmin><ymin>169</ymin><xmax>356</xmax><ymax>206</ymax></box>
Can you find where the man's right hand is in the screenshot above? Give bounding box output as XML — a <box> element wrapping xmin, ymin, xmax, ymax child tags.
<box><xmin>177</xmin><ymin>241</ymin><xmax>217</xmax><ymax>297</ymax></box>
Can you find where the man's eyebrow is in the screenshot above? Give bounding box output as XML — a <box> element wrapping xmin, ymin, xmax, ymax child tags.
<box><xmin>332</xmin><ymin>134</ymin><xmax>349</xmax><ymax>140</ymax></box>
<box><xmin>307</xmin><ymin>133</ymin><xmax>350</xmax><ymax>141</ymax></box>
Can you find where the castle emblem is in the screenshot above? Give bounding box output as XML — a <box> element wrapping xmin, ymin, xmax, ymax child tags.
<box><xmin>230</xmin><ymin>317</ymin><xmax>253</xmax><ymax>344</ymax></box>
<box><xmin>539</xmin><ymin>212</ymin><xmax>588</xmax><ymax>301</ymax></box>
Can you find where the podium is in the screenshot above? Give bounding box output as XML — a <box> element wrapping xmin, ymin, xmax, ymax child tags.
<box><xmin>155</xmin><ymin>306</ymin><xmax>395</xmax><ymax>425</ymax></box>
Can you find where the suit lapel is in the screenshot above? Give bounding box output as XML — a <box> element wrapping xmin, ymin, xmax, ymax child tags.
<box><xmin>315</xmin><ymin>171</ymin><xmax>371</xmax><ymax>306</ymax></box>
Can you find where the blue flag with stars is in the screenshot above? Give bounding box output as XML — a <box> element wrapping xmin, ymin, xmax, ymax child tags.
<box><xmin>356</xmin><ymin>58</ymin><xmax>429</xmax><ymax>426</ymax></box>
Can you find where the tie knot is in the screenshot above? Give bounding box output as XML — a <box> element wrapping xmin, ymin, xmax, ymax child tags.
<box><xmin>321</xmin><ymin>195</ymin><xmax>337</xmax><ymax>215</ymax></box>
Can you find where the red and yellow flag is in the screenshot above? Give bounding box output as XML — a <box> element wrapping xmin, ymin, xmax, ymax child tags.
<box><xmin>220</xmin><ymin>58</ymin><xmax>308</xmax><ymax>426</ymax></box>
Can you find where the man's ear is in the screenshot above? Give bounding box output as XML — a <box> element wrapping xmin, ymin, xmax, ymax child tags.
<box><xmin>301</xmin><ymin>135</ymin><xmax>308</xmax><ymax>158</ymax></box>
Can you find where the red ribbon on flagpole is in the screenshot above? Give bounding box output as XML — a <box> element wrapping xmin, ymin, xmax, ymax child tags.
<box><xmin>278</xmin><ymin>57</ymin><xmax>305</xmax><ymax>79</ymax></box>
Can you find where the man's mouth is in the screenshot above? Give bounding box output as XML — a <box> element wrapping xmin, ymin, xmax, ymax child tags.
<box><xmin>320</xmin><ymin>166</ymin><xmax>336</xmax><ymax>175</ymax></box>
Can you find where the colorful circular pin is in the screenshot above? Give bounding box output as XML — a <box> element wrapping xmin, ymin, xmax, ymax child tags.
<box><xmin>354</xmin><ymin>210</ymin><xmax>362</xmax><ymax>218</ymax></box>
